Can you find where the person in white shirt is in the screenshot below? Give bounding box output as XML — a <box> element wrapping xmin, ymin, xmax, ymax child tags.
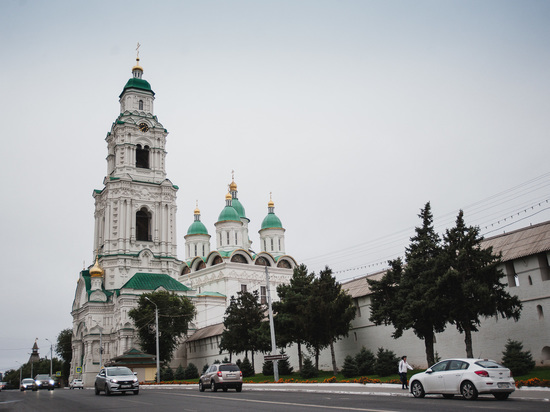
<box><xmin>398</xmin><ymin>356</ymin><xmax>413</xmax><ymax>389</ymax></box>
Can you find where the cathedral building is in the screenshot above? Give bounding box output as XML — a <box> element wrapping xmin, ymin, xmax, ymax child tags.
<box><xmin>70</xmin><ymin>56</ymin><xmax>296</xmax><ymax>385</ymax></box>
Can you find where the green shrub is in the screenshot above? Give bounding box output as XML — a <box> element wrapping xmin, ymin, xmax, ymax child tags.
<box><xmin>240</xmin><ymin>357</ymin><xmax>255</xmax><ymax>377</ymax></box>
<box><xmin>502</xmin><ymin>339</ymin><xmax>536</xmax><ymax>376</ymax></box>
<box><xmin>355</xmin><ymin>347</ymin><xmax>375</xmax><ymax>376</ymax></box>
<box><xmin>300</xmin><ymin>357</ymin><xmax>318</xmax><ymax>379</ymax></box>
<box><xmin>202</xmin><ymin>363</ymin><xmax>209</xmax><ymax>374</ymax></box>
<box><xmin>374</xmin><ymin>347</ymin><xmax>398</xmax><ymax>377</ymax></box>
<box><xmin>278</xmin><ymin>352</ymin><xmax>294</xmax><ymax>375</ymax></box>
<box><xmin>341</xmin><ymin>355</ymin><xmax>358</xmax><ymax>378</ymax></box>
<box><xmin>184</xmin><ymin>363</ymin><xmax>199</xmax><ymax>379</ymax></box>
<box><xmin>159</xmin><ymin>365</ymin><xmax>174</xmax><ymax>381</ymax></box>
<box><xmin>262</xmin><ymin>359</ymin><xmax>274</xmax><ymax>376</ymax></box>
<box><xmin>174</xmin><ymin>364</ymin><xmax>185</xmax><ymax>380</ymax></box>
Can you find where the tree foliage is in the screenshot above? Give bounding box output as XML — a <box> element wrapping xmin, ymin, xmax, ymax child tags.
<box><xmin>219</xmin><ymin>290</ymin><xmax>269</xmax><ymax>368</ymax></box>
<box><xmin>374</xmin><ymin>347</ymin><xmax>399</xmax><ymax>377</ymax></box>
<box><xmin>341</xmin><ymin>355</ymin><xmax>358</xmax><ymax>378</ymax></box>
<box><xmin>502</xmin><ymin>339</ymin><xmax>535</xmax><ymax>376</ymax></box>
<box><xmin>369</xmin><ymin>202</ymin><xmax>447</xmax><ymax>366</ymax></box>
<box><xmin>355</xmin><ymin>347</ymin><xmax>376</xmax><ymax>376</ymax></box>
<box><xmin>441</xmin><ymin>210</ymin><xmax>522</xmax><ymax>357</ymax></box>
<box><xmin>56</xmin><ymin>328</ymin><xmax>72</xmax><ymax>380</ymax></box>
<box><xmin>128</xmin><ymin>290</ymin><xmax>195</xmax><ymax>364</ymax></box>
<box><xmin>273</xmin><ymin>264</ymin><xmax>315</xmax><ymax>370</ymax></box>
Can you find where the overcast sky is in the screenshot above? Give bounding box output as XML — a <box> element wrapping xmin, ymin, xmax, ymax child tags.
<box><xmin>1</xmin><ymin>0</ymin><xmax>549</xmax><ymax>374</ymax></box>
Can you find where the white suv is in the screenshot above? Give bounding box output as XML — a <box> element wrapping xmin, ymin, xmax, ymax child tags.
<box><xmin>94</xmin><ymin>367</ymin><xmax>139</xmax><ymax>396</ymax></box>
<box><xmin>199</xmin><ymin>363</ymin><xmax>243</xmax><ymax>392</ymax></box>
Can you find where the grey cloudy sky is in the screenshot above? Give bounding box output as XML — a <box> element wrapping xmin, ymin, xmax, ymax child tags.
<box><xmin>1</xmin><ymin>0</ymin><xmax>549</xmax><ymax>373</ymax></box>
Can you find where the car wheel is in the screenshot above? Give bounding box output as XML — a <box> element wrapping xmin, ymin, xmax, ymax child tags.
<box><xmin>236</xmin><ymin>385</ymin><xmax>242</xmax><ymax>392</ymax></box>
<box><xmin>411</xmin><ymin>381</ymin><xmax>425</xmax><ymax>398</ymax></box>
<box><xmin>105</xmin><ymin>384</ymin><xmax>111</xmax><ymax>396</ymax></box>
<box><xmin>442</xmin><ymin>394</ymin><xmax>454</xmax><ymax>399</ymax></box>
<box><xmin>211</xmin><ymin>380</ymin><xmax>217</xmax><ymax>392</ymax></box>
<box><xmin>95</xmin><ymin>385</ymin><xmax>100</xmax><ymax>395</ymax></box>
<box><xmin>493</xmin><ymin>393</ymin><xmax>509</xmax><ymax>400</ymax></box>
<box><xmin>460</xmin><ymin>381</ymin><xmax>478</xmax><ymax>400</ymax></box>
<box><xmin>133</xmin><ymin>390</ymin><xmax>139</xmax><ymax>395</ymax></box>
<box><xmin>199</xmin><ymin>381</ymin><xmax>205</xmax><ymax>392</ymax></box>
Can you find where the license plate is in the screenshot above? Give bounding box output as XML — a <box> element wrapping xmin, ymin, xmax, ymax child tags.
<box><xmin>497</xmin><ymin>383</ymin><xmax>509</xmax><ymax>388</ymax></box>
<box><xmin>120</xmin><ymin>385</ymin><xmax>132</xmax><ymax>389</ymax></box>
<box><xmin>227</xmin><ymin>374</ymin><xmax>235</xmax><ymax>378</ymax></box>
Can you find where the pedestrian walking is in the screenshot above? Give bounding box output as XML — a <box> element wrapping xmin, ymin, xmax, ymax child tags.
<box><xmin>398</xmin><ymin>356</ymin><xmax>413</xmax><ymax>389</ymax></box>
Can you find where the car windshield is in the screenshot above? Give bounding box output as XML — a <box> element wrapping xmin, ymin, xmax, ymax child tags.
<box><xmin>107</xmin><ymin>367</ymin><xmax>133</xmax><ymax>376</ymax></box>
<box><xmin>475</xmin><ymin>360</ymin><xmax>504</xmax><ymax>368</ymax></box>
<box><xmin>35</xmin><ymin>375</ymin><xmax>50</xmax><ymax>379</ymax></box>
<box><xmin>22</xmin><ymin>379</ymin><xmax>34</xmax><ymax>383</ymax></box>
<box><xmin>219</xmin><ymin>365</ymin><xmax>240</xmax><ymax>372</ymax></box>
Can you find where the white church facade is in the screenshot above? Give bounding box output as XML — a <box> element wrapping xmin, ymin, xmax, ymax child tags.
<box><xmin>70</xmin><ymin>56</ymin><xmax>296</xmax><ymax>385</ymax></box>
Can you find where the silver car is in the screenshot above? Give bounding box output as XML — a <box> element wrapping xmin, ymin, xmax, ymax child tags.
<box><xmin>409</xmin><ymin>358</ymin><xmax>515</xmax><ymax>400</ymax></box>
<box><xmin>199</xmin><ymin>363</ymin><xmax>243</xmax><ymax>392</ymax></box>
<box><xmin>94</xmin><ymin>367</ymin><xmax>139</xmax><ymax>396</ymax></box>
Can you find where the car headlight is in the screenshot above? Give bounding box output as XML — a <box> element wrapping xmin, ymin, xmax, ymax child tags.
<box><xmin>49</xmin><ymin>380</ymin><xmax>54</xmax><ymax>385</ymax></box>
<box><xmin>110</xmin><ymin>379</ymin><xmax>118</xmax><ymax>383</ymax></box>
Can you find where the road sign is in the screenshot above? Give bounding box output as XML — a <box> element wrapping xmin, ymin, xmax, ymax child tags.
<box><xmin>264</xmin><ymin>354</ymin><xmax>289</xmax><ymax>361</ymax></box>
<box><xmin>56</xmin><ymin>371</ymin><xmax>61</xmax><ymax>377</ymax></box>
<box><xmin>76</xmin><ymin>367</ymin><xmax>82</xmax><ymax>373</ymax></box>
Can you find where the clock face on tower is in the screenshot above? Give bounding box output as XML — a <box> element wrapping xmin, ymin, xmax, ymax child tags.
<box><xmin>138</xmin><ymin>123</ymin><xmax>149</xmax><ymax>132</ymax></box>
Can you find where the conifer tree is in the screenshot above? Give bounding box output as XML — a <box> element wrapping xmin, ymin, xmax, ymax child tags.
<box><xmin>442</xmin><ymin>210</ymin><xmax>522</xmax><ymax>357</ymax></box>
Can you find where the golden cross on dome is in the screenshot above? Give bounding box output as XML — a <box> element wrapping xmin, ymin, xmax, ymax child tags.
<box><xmin>136</xmin><ymin>42</ymin><xmax>141</xmax><ymax>58</ymax></box>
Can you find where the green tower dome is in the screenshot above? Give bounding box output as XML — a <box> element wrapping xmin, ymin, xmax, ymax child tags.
<box><xmin>187</xmin><ymin>220</ymin><xmax>208</xmax><ymax>235</ymax></box>
<box><xmin>218</xmin><ymin>206</ymin><xmax>240</xmax><ymax>222</ymax></box>
<box><xmin>231</xmin><ymin>198</ymin><xmax>246</xmax><ymax>219</ymax></box>
<box><xmin>261</xmin><ymin>212</ymin><xmax>283</xmax><ymax>229</ymax></box>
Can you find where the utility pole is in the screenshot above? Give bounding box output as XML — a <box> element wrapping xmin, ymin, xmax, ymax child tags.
<box><xmin>265</xmin><ymin>265</ymin><xmax>279</xmax><ymax>382</ymax></box>
<box><xmin>45</xmin><ymin>339</ymin><xmax>53</xmax><ymax>377</ymax></box>
<box><xmin>145</xmin><ymin>297</ymin><xmax>160</xmax><ymax>383</ymax></box>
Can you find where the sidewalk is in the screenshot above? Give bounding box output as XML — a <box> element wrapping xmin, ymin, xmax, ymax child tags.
<box><xmin>147</xmin><ymin>382</ymin><xmax>550</xmax><ymax>401</ymax></box>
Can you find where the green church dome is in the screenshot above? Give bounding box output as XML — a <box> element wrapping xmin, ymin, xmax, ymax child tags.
<box><xmin>218</xmin><ymin>205</ymin><xmax>240</xmax><ymax>222</ymax></box>
<box><xmin>261</xmin><ymin>212</ymin><xmax>282</xmax><ymax>229</ymax></box>
<box><xmin>119</xmin><ymin>78</ymin><xmax>154</xmax><ymax>97</ymax></box>
<box><xmin>187</xmin><ymin>220</ymin><xmax>208</xmax><ymax>235</ymax></box>
<box><xmin>231</xmin><ymin>198</ymin><xmax>246</xmax><ymax>219</ymax></box>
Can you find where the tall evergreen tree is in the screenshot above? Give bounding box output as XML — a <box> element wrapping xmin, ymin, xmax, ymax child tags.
<box><xmin>273</xmin><ymin>264</ymin><xmax>315</xmax><ymax>370</ymax></box>
<box><xmin>219</xmin><ymin>290</ymin><xmax>267</xmax><ymax>370</ymax></box>
<box><xmin>369</xmin><ymin>202</ymin><xmax>448</xmax><ymax>366</ymax></box>
<box><xmin>442</xmin><ymin>210</ymin><xmax>522</xmax><ymax>357</ymax></box>
<box><xmin>306</xmin><ymin>267</ymin><xmax>356</xmax><ymax>374</ymax></box>
<box><xmin>128</xmin><ymin>291</ymin><xmax>195</xmax><ymax>363</ymax></box>
<box><xmin>56</xmin><ymin>328</ymin><xmax>73</xmax><ymax>381</ymax></box>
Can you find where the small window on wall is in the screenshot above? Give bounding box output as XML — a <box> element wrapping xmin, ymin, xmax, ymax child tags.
<box><xmin>505</xmin><ymin>262</ymin><xmax>518</xmax><ymax>287</ymax></box>
<box><xmin>139</xmin><ymin>100</ymin><xmax>143</xmax><ymax>110</ymax></box>
<box><xmin>260</xmin><ymin>286</ymin><xmax>267</xmax><ymax>304</ymax></box>
<box><xmin>241</xmin><ymin>284</ymin><xmax>247</xmax><ymax>293</ymax></box>
<box><xmin>537</xmin><ymin>305</ymin><xmax>544</xmax><ymax>319</ymax></box>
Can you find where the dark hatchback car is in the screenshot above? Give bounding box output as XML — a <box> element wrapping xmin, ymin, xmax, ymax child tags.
<box><xmin>199</xmin><ymin>363</ymin><xmax>243</xmax><ymax>392</ymax></box>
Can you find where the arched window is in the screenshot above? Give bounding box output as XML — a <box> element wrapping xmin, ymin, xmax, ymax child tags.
<box><xmin>255</xmin><ymin>257</ymin><xmax>270</xmax><ymax>266</ymax></box>
<box><xmin>139</xmin><ymin>100</ymin><xmax>143</xmax><ymax>110</ymax></box>
<box><xmin>537</xmin><ymin>305</ymin><xmax>544</xmax><ymax>319</ymax></box>
<box><xmin>213</xmin><ymin>256</ymin><xmax>223</xmax><ymax>265</ymax></box>
<box><xmin>231</xmin><ymin>254</ymin><xmax>247</xmax><ymax>263</ymax></box>
<box><xmin>226</xmin><ymin>232</ymin><xmax>230</xmax><ymax>245</ymax></box>
<box><xmin>277</xmin><ymin>260</ymin><xmax>291</xmax><ymax>269</ymax></box>
<box><xmin>136</xmin><ymin>207</ymin><xmax>151</xmax><ymax>241</ymax></box>
<box><xmin>235</xmin><ymin>233</ymin><xmax>238</xmax><ymax>244</ymax></box>
<box><xmin>198</xmin><ymin>261</ymin><xmax>206</xmax><ymax>270</ymax></box>
<box><xmin>182</xmin><ymin>266</ymin><xmax>190</xmax><ymax>275</ymax></box>
<box><xmin>528</xmin><ymin>276</ymin><xmax>533</xmax><ymax>285</ymax></box>
<box><xmin>136</xmin><ymin>144</ymin><xmax>150</xmax><ymax>169</ymax></box>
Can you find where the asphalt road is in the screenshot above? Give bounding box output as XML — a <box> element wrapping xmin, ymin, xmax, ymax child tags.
<box><xmin>0</xmin><ymin>385</ymin><xmax>548</xmax><ymax>412</ymax></box>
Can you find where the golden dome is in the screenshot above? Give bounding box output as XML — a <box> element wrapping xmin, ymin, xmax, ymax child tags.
<box><xmin>194</xmin><ymin>200</ymin><xmax>200</xmax><ymax>215</ymax></box>
<box><xmin>132</xmin><ymin>57</ymin><xmax>143</xmax><ymax>72</ymax></box>
<box><xmin>225</xmin><ymin>191</ymin><xmax>232</xmax><ymax>200</ymax></box>
<box><xmin>229</xmin><ymin>180</ymin><xmax>237</xmax><ymax>191</ymax></box>
<box><xmin>268</xmin><ymin>192</ymin><xmax>274</xmax><ymax>208</ymax></box>
<box><xmin>90</xmin><ymin>256</ymin><xmax>104</xmax><ymax>278</ymax></box>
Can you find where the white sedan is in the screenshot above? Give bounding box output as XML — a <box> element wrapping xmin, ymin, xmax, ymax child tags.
<box><xmin>409</xmin><ymin>358</ymin><xmax>515</xmax><ymax>400</ymax></box>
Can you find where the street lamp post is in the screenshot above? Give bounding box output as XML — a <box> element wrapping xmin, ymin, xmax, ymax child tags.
<box><xmin>15</xmin><ymin>361</ymin><xmax>22</xmax><ymax>386</ymax></box>
<box><xmin>145</xmin><ymin>297</ymin><xmax>160</xmax><ymax>383</ymax></box>
<box><xmin>45</xmin><ymin>338</ymin><xmax>53</xmax><ymax>377</ymax></box>
<box><xmin>92</xmin><ymin>320</ymin><xmax>103</xmax><ymax>369</ymax></box>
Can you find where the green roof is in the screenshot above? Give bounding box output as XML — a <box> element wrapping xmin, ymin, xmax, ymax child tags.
<box><xmin>187</xmin><ymin>220</ymin><xmax>209</xmax><ymax>235</ymax></box>
<box><xmin>120</xmin><ymin>77</ymin><xmax>154</xmax><ymax>97</ymax></box>
<box><xmin>217</xmin><ymin>205</ymin><xmax>240</xmax><ymax>222</ymax></box>
<box><xmin>231</xmin><ymin>198</ymin><xmax>246</xmax><ymax>219</ymax></box>
<box><xmin>122</xmin><ymin>273</ymin><xmax>190</xmax><ymax>291</ymax></box>
<box><xmin>196</xmin><ymin>291</ymin><xmax>226</xmax><ymax>298</ymax></box>
<box><xmin>261</xmin><ymin>212</ymin><xmax>283</xmax><ymax>229</ymax></box>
